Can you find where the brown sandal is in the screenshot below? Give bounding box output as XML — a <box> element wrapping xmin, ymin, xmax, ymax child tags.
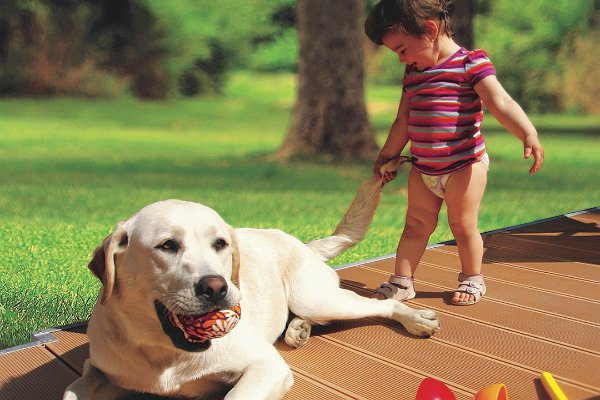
<box><xmin>453</xmin><ymin>273</ymin><xmax>486</xmax><ymax>306</ymax></box>
<box><xmin>372</xmin><ymin>275</ymin><xmax>415</xmax><ymax>302</ymax></box>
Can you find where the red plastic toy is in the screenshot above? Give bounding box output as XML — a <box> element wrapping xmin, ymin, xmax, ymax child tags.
<box><xmin>415</xmin><ymin>378</ymin><xmax>457</xmax><ymax>400</ymax></box>
<box><xmin>415</xmin><ymin>378</ymin><xmax>508</xmax><ymax>400</ymax></box>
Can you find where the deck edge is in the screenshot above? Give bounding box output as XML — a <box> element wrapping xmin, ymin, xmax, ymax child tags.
<box><xmin>2</xmin><ymin>206</ymin><xmax>598</xmax><ymax>356</ymax></box>
<box><xmin>0</xmin><ymin>322</ymin><xmax>87</xmax><ymax>356</ymax></box>
<box><xmin>333</xmin><ymin>206</ymin><xmax>600</xmax><ymax>271</ymax></box>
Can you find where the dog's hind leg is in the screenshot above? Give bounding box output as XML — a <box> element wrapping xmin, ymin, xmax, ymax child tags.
<box><xmin>288</xmin><ymin>269</ymin><xmax>440</xmax><ymax>338</ymax></box>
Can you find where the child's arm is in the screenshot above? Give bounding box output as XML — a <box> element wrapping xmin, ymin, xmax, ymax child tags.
<box><xmin>475</xmin><ymin>75</ymin><xmax>544</xmax><ymax>174</ymax></box>
<box><xmin>374</xmin><ymin>93</ymin><xmax>411</xmax><ymax>183</ymax></box>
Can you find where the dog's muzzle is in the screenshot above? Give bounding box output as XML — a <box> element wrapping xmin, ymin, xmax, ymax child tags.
<box><xmin>154</xmin><ymin>275</ymin><xmax>241</xmax><ymax>352</ymax></box>
<box><xmin>195</xmin><ymin>275</ymin><xmax>228</xmax><ymax>304</ymax></box>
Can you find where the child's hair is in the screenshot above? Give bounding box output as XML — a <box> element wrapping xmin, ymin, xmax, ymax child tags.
<box><xmin>365</xmin><ymin>0</ymin><xmax>454</xmax><ymax>45</ymax></box>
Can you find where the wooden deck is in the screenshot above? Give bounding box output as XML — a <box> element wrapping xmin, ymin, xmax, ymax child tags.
<box><xmin>1</xmin><ymin>208</ymin><xmax>599</xmax><ymax>399</ymax></box>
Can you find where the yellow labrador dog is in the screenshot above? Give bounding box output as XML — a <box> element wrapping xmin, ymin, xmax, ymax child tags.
<box><xmin>63</xmin><ymin>160</ymin><xmax>440</xmax><ymax>400</ymax></box>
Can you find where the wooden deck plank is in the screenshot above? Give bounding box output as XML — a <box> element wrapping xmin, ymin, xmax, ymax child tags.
<box><xmin>459</xmin><ymin>244</ymin><xmax>599</xmax><ymax>282</ymax></box>
<box><xmin>342</xmin><ymin>260</ymin><xmax>600</xmax><ymax>352</ymax></box>
<box><xmin>481</xmin><ymin>233</ymin><xmax>600</xmax><ymax>263</ymax></box>
<box><xmin>339</xmin><ymin>272</ymin><xmax>600</xmax><ymax>389</ymax></box>
<box><xmin>44</xmin><ymin>325</ymin><xmax>88</xmax><ymax>375</ymax></box>
<box><xmin>568</xmin><ymin>210</ymin><xmax>600</xmax><ymax>224</ymax></box>
<box><xmin>42</xmin><ymin>329</ymin><xmax>367</xmax><ymax>400</ymax></box>
<box><xmin>423</xmin><ymin>248</ymin><xmax>600</xmax><ymax>305</ymax></box>
<box><xmin>284</xmin><ymin>373</ymin><xmax>358</xmax><ymax>400</ymax></box>
<box><xmin>278</xmin><ymin>336</ymin><xmax>472</xmax><ymax>400</ymax></box>
<box><xmin>313</xmin><ymin>319</ymin><xmax>597</xmax><ymax>400</ymax></box>
<box><xmin>0</xmin><ymin>346</ymin><xmax>79</xmax><ymax>399</ymax></box>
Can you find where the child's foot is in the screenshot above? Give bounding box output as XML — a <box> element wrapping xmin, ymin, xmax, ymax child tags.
<box><xmin>452</xmin><ymin>273</ymin><xmax>486</xmax><ymax>305</ymax></box>
<box><xmin>371</xmin><ymin>275</ymin><xmax>415</xmax><ymax>301</ymax></box>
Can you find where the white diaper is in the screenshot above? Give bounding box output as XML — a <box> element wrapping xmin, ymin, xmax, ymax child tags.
<box><xmin>421</xmin><ymin>153</ymin><xmax>489</xmax><ymax>199</ymax></box>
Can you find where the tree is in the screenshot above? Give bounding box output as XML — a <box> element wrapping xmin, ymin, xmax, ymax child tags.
<box><xmin>453</xmin><ymin>0</ymin><xmax>474</xmax><ymax>49</ymax></box>
<box><xmin>278</xmin><ymin>0</ymin><xmax>379</xmax><ymax>160</ymax></box>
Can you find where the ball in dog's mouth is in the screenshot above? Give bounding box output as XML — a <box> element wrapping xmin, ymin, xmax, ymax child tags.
<box><xmin>169</xmin><ymin>304</ymin><xmax>242</xmax><ymax>342</ymax></box>
<box><xmin>155</xmin><ymin>301</ymin><xmax>241</xmax><ymax>348</ymax></box>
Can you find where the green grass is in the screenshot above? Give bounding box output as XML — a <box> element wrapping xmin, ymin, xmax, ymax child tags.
<box><xmin>1</xmin><ymin>72</ymin><xmax>599</xmax><ymax>349</ymax></box>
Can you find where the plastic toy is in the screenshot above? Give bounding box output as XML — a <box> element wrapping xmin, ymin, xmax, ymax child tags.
<box><xmin>541</xmin><ymin>371</ymin><xmax>568</xmax><ymax>400</ymax></box>
<box><xmin>473</xmin><ymin>383</ymin><xmax>508</xmax><ymax>400</ymax></box>
<box><xmin>169</xmin><ymin>303</ymin><xmax>242</xmax><ymax>342</ymax></box>
<box><xmin>415</xmin><ymin>378</ymin><xmax>509</xmax><ymax>400</ymax></box>
<box><xmin>415</xmin><ymin>378</ymin><xmax>457</xmax><ymax>400</ymax></box>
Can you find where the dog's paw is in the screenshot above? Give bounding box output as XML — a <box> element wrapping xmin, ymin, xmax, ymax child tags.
<box><xmin>405</xmin><ymin>309</ymin><xmax>440</xmax><ymax>338</ymax></box>
<box><xmin>62</xmin><ymin>391</ymin><xmax>78</xmax><ymax>400</ymax></box>
<box><xmin>284</xmin><ymin>317</ymin><xmax>312</xmax><ymax>348</ymax></box>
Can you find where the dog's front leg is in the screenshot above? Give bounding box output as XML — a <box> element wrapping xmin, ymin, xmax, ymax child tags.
<box><xmin>224</xmin><ymin>349</ymin><xmax>293</xmax><ymax>400</ymax></box>
<box><xmin>63</xmin><ymin>359</ymin><xmax>129</xmax><ymax>400</ymax></box>
<box><xmin>388</xmin><ymin>300</ymin><xmax>440</xmax><ymax>337</ymax></box>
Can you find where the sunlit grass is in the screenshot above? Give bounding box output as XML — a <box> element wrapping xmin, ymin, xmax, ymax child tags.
<box><xmin>1</xmin><ymin>71</ymin><xmax>599</xmax><ymax>349</ymax></box>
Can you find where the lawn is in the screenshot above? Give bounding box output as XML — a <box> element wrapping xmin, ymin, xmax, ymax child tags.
<box><xmin>1</xmin><ymin>72</ymin><xmax>599</xmax><ymax>350</ymax></box>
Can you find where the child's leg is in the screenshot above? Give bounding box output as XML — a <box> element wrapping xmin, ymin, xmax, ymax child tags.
<box><xmin>397</xmin><ymin>167</ymin><xmax>444</xmax><ymax>276</ymax></box>
<box><xmin>444</xmin><ymin>160</ymin><xmax>488</xmax><ymax>304</ymax></box>
<box><xmin>372</xmin><ymin>167</ymin><xmax>443</xmax><ymax>300</ymax></box>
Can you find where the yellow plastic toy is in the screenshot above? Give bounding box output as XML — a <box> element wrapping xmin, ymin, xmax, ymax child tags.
<box><xmin>541</xmin><ymin>371</ymin><xmax>568</xmax><ymax>400</ymax></box>
<box><xmin>473</xmin><ymin>383</ymin><xmax>508</xmax><ymax>400</ymax></box>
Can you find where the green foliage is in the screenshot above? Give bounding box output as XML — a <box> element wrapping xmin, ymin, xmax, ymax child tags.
<box><xmin>474</xmin><ymin>0</ymin><xmax>594</xmax><ymax>112</ymax></box>
<box><xmin>248</xmin><ymin>29</ymin><xmax>298</xmax><ymax>72</ymax></box>
<box><xmin>366</xmin><ymin>0</ymin><xmax>600</xmax><ymax>114</ymax></box>
<box><xmin>366</xmin><ymin>47</ymin><xmax>405</xmax><ymax>86</ymax></box>
<box><xmin>0</xmin><ymin>0</ymin><xmax>297</xmax><ymax>97</ymax></box>
<box><xmin>145</xmin><ymin>0</ymin><xmax>295</xmax><ymax>94</ymax></box>
<box><xmin>1</xmin><ymin>0</ymin><xmax>599</xmax><ymax>111</ymax></box>
<box><xmin>556</xmin><ymin>27</ymin><xmax>600</xmax><ymax>114</ymax></box>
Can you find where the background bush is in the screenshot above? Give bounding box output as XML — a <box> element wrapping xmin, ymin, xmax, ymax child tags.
<box><xmin>474</xmin><ymin>0</ymin><xmax>597</xmax><ymax>112</ymax></box>
<box><xmin>248</xmin><ymin>29</ymin><xmax>298</xmax><ymax>73</ymax></box>
<box><xmin>557</xmin><ymin>27</ymin><xmax>600</xmax><ymax>114</ymax></box>
<box><xmin>0</xmin><ymin>0</ymin><xmax>295</xmax><ymax>99</ymax></box>
<box><xmin>1</xmin><ymin>0</ymin><xmax>599</xmax><ymax>114</ymax></box>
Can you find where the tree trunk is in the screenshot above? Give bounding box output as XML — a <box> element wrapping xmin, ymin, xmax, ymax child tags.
<box><xmin>278</xmin><ymin>0</ymin><xmax>378</xmax><ymax>160</ymax></box>
<box><xmin>452</xmin><ymin>0</ymin><xmax>475</xmax><ymax>49</ymax></box>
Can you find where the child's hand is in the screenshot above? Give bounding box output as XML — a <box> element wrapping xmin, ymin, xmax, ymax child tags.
<box><xmin>524</xmin><ymin>135</ymin><xmax>544</xmax><ymax>174</ymax></box>
<box><xmin>374</xmin><ymin>155</ymin><xmax>397</xmax><ymax>184</ymax></box>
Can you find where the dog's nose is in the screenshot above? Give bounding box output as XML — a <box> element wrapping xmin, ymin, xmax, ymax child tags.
<box><xmin>195</xmin><ymin>275</ymin><xmax>228</xmax><ymax>303</ymax></box>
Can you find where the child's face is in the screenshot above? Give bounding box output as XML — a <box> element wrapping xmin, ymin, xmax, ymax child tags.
<box><xmin>382</xmin><ymin>28</ymin><xmax>436</xmax><ymax>71</ymax></box>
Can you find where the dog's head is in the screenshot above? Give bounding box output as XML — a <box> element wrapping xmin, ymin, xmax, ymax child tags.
<box><xmin>88</xmin><ymin>200</ymin><xmax>242</xmax><ymax>352</ymax></box>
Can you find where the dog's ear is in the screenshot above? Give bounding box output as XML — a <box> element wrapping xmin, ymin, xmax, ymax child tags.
<box><xmin>88</xmin><ymin>222</ymin><xmax>129</xmax><ymax>305</ymax></box>
<box><xmin>228</xmin><ymin>226</ymin><xmax>240</xmax><ymax>287</ymax></box>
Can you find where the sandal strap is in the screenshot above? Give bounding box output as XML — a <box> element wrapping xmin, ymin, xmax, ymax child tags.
<box><xmin>456</xmin><ymin>273</ymin><xmax>486</xmax><ymax>298</ymax></box>
<box><xmin>388</xmin><ymin>274</ymin><xmax>413</xmax><ymax>289</ymax></box>
<box><xmin>374</xmin><ymin>275</ymin><xmax>415</xmax><ymax>302</ymax></box>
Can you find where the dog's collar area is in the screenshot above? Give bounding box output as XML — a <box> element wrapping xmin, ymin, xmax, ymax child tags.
<box><xmin>154</xmin><ymin>301</ymin><xmax>212</xmax><ymax>352</ymax></box>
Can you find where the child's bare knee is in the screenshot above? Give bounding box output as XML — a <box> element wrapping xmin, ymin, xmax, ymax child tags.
<box><xmin>404</xmin><ymin>215</ymin><xmax>437</xmax><ymax>239</ymax></box>
<box><xmin>448</xmin><ymin>219</ymin><xmax>479</xmax><ymax>241</ymax></box>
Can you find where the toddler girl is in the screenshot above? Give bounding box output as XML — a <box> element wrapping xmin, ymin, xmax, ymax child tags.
<box><xmin>365</xmin><ymin>0</ymin><xmax>544</xmax><ymax>305</ymax></box>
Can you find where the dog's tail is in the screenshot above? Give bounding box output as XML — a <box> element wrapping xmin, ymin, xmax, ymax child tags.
<box><xmin>306</xmin><ymin>156</ymin><xmax>410</xmax><ymax>262</ymax></box>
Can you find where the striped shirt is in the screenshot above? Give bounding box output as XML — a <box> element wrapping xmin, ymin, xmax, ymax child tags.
<box><xmin>403</xmin><ymin>48</ymin><xmax>496</xmax><ymax>175</ymax></box>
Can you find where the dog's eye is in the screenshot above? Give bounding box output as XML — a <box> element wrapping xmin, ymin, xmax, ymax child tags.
<box><xmin>213</xmin><ymin>238</ymin><xmax>228</xmax><ymax>251</ymax></box>
<box><xmin>157</xmin><ymin>240</ymin><xmax>179</xmax><ymax>253</ymax></box>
